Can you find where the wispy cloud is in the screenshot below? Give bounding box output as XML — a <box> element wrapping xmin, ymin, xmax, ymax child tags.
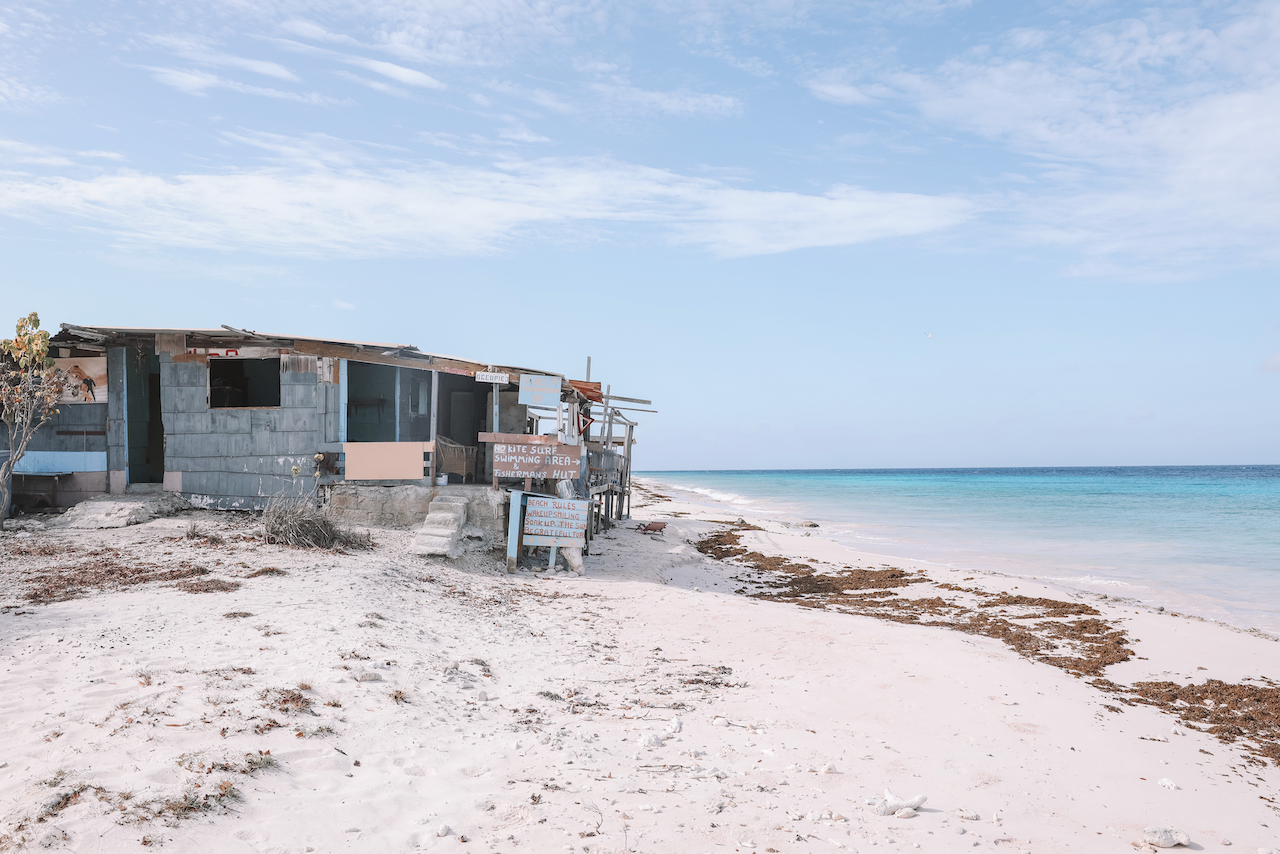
<box><xmin>873</xmin><ymin>3</ymin><xmax>1280</xmax><ymax>270</ymax></box>
<box><xmin>807</xmin><ymin>80</ymin><xmax>874</xmax><ymax>105</ymax></box>
<box><xmin>0</xmin><ymin>75</ymin><xmax>61</xmax><ymax>109</ymax></box>
<box><xmin>144</xmin><ymin>67</ymin><xmax>346</xmax><ymax>105</ymax></box>
<box><xmin>149</xmin><ymin>35</ymin><xmax>300</xmax><ymax>82</ymax></box>
<box><xmin>0</xmin><ymin>134</ymin><xmax>972</xmax><ymax>258</ymax></box>
<box><xmin>271</xmin><ymin>38</ymin><xmax>445</xmax><ymax>91</ymax></box>
<box><xmin>593</xmin><ymin>83</ymin><xmax>741</xmax><ymax>117</ymax></box>
<box><xmin>335</xmin><ymin>70</ymin><xmax>410</xmax><ymax>98</ymax></box>
<box><xmin>343</xmin><ymin>57</ymin><xmax>444</xmax><ymax>89</ymax></box>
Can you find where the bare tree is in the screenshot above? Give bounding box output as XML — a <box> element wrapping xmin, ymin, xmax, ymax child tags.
<box><xmin>1</xmin><ymin>313</ymin><xmax>70</xmax><ymax>530</ymax></box>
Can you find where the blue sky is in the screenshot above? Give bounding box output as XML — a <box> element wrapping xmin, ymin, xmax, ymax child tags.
<box><xmin>2</xmin><ymin>0</ymin><xmax>1278</xmax><ymax>468</ymax></box>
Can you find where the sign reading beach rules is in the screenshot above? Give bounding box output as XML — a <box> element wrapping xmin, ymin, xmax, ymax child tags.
<box><xmin>523</xmin><ymin>496</ymin><xmax>589</xmax><ymax>548</ymax></box>
<box><xmin>519</xmin><ymin>374</ymin><xmax>561</xmax><ymax>406</ymax></box>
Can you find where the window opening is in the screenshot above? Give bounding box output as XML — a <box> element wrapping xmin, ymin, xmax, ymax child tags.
<box><xmin>209</xmin><ymin>358</ymin><xmax>281</xmax><ymax>408</ymax></box>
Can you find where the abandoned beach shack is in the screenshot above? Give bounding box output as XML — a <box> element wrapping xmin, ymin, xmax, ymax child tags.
<box><xmin>4</xmin><ymin>324</ymin><xmax>643</xmax><ymax>550</ymax></box>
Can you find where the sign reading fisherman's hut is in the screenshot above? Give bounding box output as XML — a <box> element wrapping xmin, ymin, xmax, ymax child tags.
<box><xmin>491</xmin><ymin>442</ymin><xmax>582</xmax><ymax>480</ymax></box>
<box><xmin>522</xmin><ymin>496</ymin><xmax>589</xmax><ymax>548</ymax></box>
<box><xmin>518</xmin><ymin>373</ymin><xmax>561</xmax><ymax>406</ymax></box>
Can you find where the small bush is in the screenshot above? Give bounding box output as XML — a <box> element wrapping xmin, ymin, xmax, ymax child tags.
<box><xmin>247</xmin><ymin>567</ymin><xmax>287</xmax><ymax>578</ymax></box>
<box><xmin>263</xmin><ymin>496</ymin><xmax>371</xmax><ymax>550</ymax></box>
<box><xmin>185</xmin><ymin>522</ymin><xmax>224</xmax><ymax>545</ymax></box>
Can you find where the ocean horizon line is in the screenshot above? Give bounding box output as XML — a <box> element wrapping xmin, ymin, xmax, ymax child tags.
<box><xmin>637</xmin><ymin>464</ymin><xmax>1280</xmax><ymax>473</ymax></box>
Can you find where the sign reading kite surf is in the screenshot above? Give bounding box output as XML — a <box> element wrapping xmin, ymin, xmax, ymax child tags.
<box><xmin>491</xmin><ymin>442</ymin><xmax>583</xmax><ymax>480</ymax></box>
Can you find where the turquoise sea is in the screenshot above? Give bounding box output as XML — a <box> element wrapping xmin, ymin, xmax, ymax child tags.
<box><xmin>638</xmin><ymin>467</ymin><xmax>1280</xmax><ymax>635</ymax></box>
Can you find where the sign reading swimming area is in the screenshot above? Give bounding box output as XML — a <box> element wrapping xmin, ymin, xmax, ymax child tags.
<box><xmin>518</xmin><ymin>374</ymin><xmax>561</xmax><ymax>406</ymax></box>
<box><xmin>491</xmin><ymin>442</ymin><xmax>582</xmax><ymax>480</ymax></box>
<box><xmin>522</xmin><ymin>496</ymin><xmax>588</xmax><ymax>548</ymax></box>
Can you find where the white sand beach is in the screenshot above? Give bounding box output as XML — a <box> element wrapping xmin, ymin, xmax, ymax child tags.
<box><xmin>1</xmin><ymin>482</ymin><xmax>1277</xmax><ymax>853</ymax></box>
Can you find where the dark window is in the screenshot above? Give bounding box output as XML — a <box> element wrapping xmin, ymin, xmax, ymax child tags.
<box><xmin>209</xmin><ymin>358</ymin><xmax>281</xmax><ymax>408</ymax></box>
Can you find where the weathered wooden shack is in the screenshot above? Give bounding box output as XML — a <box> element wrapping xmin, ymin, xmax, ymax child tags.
<box><xmin>3</xmin><ymin>324</ymin><xmax>643</xmax><ymax>541</ymax></box>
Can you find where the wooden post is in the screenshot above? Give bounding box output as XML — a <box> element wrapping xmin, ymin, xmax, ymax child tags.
<box><xmin>623</xmin><ymin>423</ymin><xmax>634</xmax><ymax>519</ymax></box>
<box><xmin>603</xmin><ymin>385</ymin><xmax>612</xmax><ymax>449</ymax></box>
<box><xmin>491</xmin><ymin>377</ymin><xmax>501</xmax><ymax>490</ymax></box>
<box><xmin>505</xmin><ymin>490</ymin><xmax>525</xmax><ymax>574</ymax></box>
<box><xmin>524</xmin><ymin>477</ymin><xmax>532</xmax><ymax>492</ymax></box>
<box><xmin>428</xmin><ymin>370</ymin><xmax>438</xmax><ymax>482</ymax></box>
<box><xmin>394</xmin><ymin>366</ymin><xmax>402</xmax><ymax>442</ymax></box>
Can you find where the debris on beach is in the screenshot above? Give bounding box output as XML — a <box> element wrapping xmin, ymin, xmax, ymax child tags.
<box><xmin>871</xmin><ymin>789</ymin><xmax>927</xmax><ymax>816</ymax></box>
<box><xmin>1143</xmin><ymin>826</ymin><xmax>1191</xmax><ymax>848</ymax></box>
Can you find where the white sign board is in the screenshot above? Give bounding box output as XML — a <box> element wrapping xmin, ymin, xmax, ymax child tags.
<box><xmin>523</xmin><ymin>496</ymin><xmax>588</xmax><ymax>548</ymax></box>
<box><xmin>519</xmin><ymin>373</ymin><xmax>561</xmax><ymax>406</ymax></box>
<box><xmin>476</xmin><ymin>371</ymin><xmax>510</xmax><ymax>384</ymax></box>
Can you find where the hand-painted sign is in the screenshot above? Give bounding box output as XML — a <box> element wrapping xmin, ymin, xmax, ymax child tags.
<box><xmin>523</xmin><ymin>496</ymin><xmax>588</xmax><ymax>548</ymax></box>
<box><xmin>476</xmin><ymin>371</ymin><xmax>510</xmax><ymax>384</ymax></box>
<box><xmin>492</xmin><ymin>442</ymin><xmax>582</xmax><ymax>480</ymax></box>
<box><xmin>54</xmin><ymin>357</ymin><xmax>107</xmax><ymax>404</ymax></box>
<box><xmin>518</xmin><ymin>374</ymin><xmax>561</xmax><ymax>406</ymax></box>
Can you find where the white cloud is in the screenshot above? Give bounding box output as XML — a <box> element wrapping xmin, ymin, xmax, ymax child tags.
<box><xmin>149</xmin><ymin>35</ymin><xmax>301</xmax><ymax>81</ymax></box>
<box><xmin>1261</xmin><ymin>352</ymin><xmax>1280</xmax><ymax>373</ymax></box>
<box><xmin>145</xmin><ymin>66</ymin><xmax>346</xmax><ymax>105</ymax></box>
<box><xmin>0</xmin><ymin>74</ymin><xmax>60</xmax><ymax>109</ymax></box>
<box><xmin>807</xmin><ymin>81</ymin><xmax>873</xmax><ymax>105</ymax></box>
<box><xmin>342</xmin><ymin>57</ymin><xmax>444</xmax><ymax>89</ymax></box>
<box><xmin>335</xmin><ymin>70</ymin><xmax>410</xmax><ymax>98</ymax></box>
<box><xmin>498</xmin><ymin>127</ymin><xmax>551</xmax><ymax>143</ymax></box>
<box><xmin>882</xmin><ymin>3</ymin><xmax>1280</xmax><ymax>269</ymax></box>
<box><xmin>593</xmin><ymin>83</ymin><xmax>740</xmax><ymax>117</ymax></box>
<box><xmin>333</xmin><ymin>298</ymin><xmax>355</xmax><ymax>310</ymax></box>
<box><xmin>0</xmin><ymin>138</ymin><xmax>972</xmax><ymax>258</ymax></box>
<box><xmin>270</xmin><ymin>38</ymin><xmax>445</xmax><ymax>90</ymax></box>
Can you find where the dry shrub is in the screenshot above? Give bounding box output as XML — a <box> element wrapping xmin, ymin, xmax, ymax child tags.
<box><xmin>260</xmin><ymin>687</ymin><xmax>313</xmax><ymax>714</ymax></box>
<box><xmin>184</xmin><ymin>522</ymin><xmax>224</xmax><ymax>545</ymax></box>
<box><xmin>247</xmin><ymin>567</ymin><xmax>287</xmax><ymax>578</ymax></box>
<box><xmin>176</xmin><ymin>578</ymin><xmax>242</xmax><ymax>594</ymax></box>
<box><xmin>262</xmin><ymin>496</ymin><xmax>371</xmax><ymax>550</ymax></box>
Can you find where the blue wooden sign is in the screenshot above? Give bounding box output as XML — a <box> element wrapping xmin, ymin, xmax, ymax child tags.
<box><xmin>519</xmin><ymin>374</ymin><xmax>561</xmax><ymax>406</ymax></box>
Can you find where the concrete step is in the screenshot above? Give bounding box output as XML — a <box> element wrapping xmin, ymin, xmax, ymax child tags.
<box><xmin>407</xmin><ymin>531</ymin><xmax>458</xmax><ymax>556</ymax></box>
<box><xmin>429</xmin><ymin>497</ymin><xmax>468</xmax><ymax>514</ymax></box>
<box><xmin>420</xmin><ymin>515</ymin><xmax>464</xmax><ymax>534</ymax></box>
<box><xmin>408</xmin><ymin>495</ymin><xmax>471</xmax><ymax>557</ymax></box>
